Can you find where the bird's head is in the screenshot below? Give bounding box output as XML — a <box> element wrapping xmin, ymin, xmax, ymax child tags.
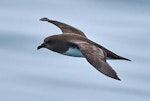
<box><xmin>37</xmin><ymin>35</ymin><xmax>61</xmax><ymax>51</ymax></box>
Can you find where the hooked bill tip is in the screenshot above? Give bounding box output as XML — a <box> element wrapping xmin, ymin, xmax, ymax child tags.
<box><xmin>37</xmin><ymin>44</ymin><xmax>45</xmax><ymax>50</ymax></box>
<box><xmin>37</xmin><ymin>46</ymin><xmax>42</xmax><ymax>50</ymax></box>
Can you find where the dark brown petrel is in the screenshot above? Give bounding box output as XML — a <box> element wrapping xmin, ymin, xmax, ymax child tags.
<box><xmin>38</xmin><ymin>17</ymin><xmax>131</xmax><ymax>80</ymax></box>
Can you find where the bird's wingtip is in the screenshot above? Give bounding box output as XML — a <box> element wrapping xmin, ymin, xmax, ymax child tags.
<box><xmin>116</xmin><ymin>77</ymin><xmax>121</xmax><ymax>81</ymax></box>
<box><xmin>40</xmin><ymin>17</ymin><xmax>49</xmax><ymax>21</ymax></box>
<box><xmin>113</xmin><ymin>75</ymin><xmax>121</xmax><ymax>81</ymax></box>
<box><xmin>124</xmin><ymin>58</ymin><xmax>131</xmax><ymax>61</ymax></box>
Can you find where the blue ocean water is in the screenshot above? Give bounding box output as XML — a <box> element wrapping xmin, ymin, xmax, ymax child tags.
<box><xmin>0</xmin><ymin>0</ymin><xmax>150</xmax><ymax>101</ymax></box>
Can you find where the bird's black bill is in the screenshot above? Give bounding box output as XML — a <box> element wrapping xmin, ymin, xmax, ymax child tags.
<box><xmin>37</xmin><ymin>44</ymin><xmax>45</xmax><ymax>50</ymax></box>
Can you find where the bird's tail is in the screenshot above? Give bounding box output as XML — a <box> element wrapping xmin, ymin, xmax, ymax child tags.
<box><xmin>96</xmin><ymin>43</ymin><xmax>131</xmax><ymax>61</ymax></box>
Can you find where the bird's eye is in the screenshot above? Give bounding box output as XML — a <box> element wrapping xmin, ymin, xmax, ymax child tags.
<box><xmin>44</xmin><ymin>39</ymin><xmax>48</xmax><ymax>42</ymax></box>
<box><xmin>44</xmin><ymin>39</ymin><xmax>52</xmax><ymax>43</ymax></box>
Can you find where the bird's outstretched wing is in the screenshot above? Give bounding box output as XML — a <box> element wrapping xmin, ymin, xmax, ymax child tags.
<box><xmin>70</xmin><ymin>41</ymin><xmax>120</xmax><ymax>80</ymax></box>
<box><xmin>40</xmin><ymin>17</ymin><xmax>87</xmax><ymax>37</ymax></box>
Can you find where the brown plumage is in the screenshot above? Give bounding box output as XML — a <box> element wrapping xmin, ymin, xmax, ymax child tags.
<box><xmin>38</xmin><ymin>17</ymin><xmax>131</xmax><ymax>80</ymax></box>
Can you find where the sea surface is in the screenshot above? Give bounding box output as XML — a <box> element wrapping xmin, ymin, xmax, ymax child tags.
<box><xmin>0</xmin><ymin>0</ymin><xmax>150</xmax><ymax>101</ymax></box>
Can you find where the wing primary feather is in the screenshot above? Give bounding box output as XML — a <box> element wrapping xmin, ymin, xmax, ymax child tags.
<box><xmin>40</xmin><ymin>17</ymin><xmax>87</xmax><ymax>37</ymax></box>
<box><xmin>70</xmin><ymin>41</ymin><xmax>121</xmax><ymax>80</ymax></box>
